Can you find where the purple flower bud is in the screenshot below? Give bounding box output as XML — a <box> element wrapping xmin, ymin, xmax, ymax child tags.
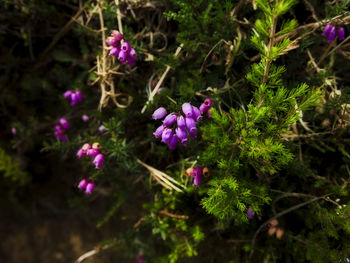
<box><xmin>204</xmin><ymin>98</ymin><xmax>213</xmax><ymax>107</ymax></box>
<box><xmin>328</xmin><ymin>26</ymin><xmax>336</xmax><ymax>42</ymax></box>
<box><xmin>54</xmin><ymin>125</ymin><xmax>63</xmax><ymax>134</ymax></box>
<box><xmin>11</xmin><ymin>127</ymin><xmax>16</xmax><ymax>136</ymax></box>
<box><xmin>63</xmin><ymin>90</ymin><xmax>73</xmax><ymax>99</ymax></box>
<box><xmin>169</xmin><ymin>134</ymin><xmax>178</xmax><ymax>150</ymax></box>
<box><xmin>82</xmin><ymin>115</ymin><xmax>89</xmax><ymax>122</ymax></box>
<box><xmin>247</xmin><ymin>208</ymin><xmax>254</xmax><ymax>219</ymax></box>
<box><xmin>106</xmin><ymin>36</ymin><xmax>117</xmax><ymax>47</ymax></box>
<box><xmin>75</xmin><ymin>91</ymin><xmax>83</xmax><ymax>102</ymax></box>
<box><xmin>185</xmin><ymin>117</ymin><xmax>196</xmax><ymax>134</ymax></box>
<box><xmin>182</xmin><ymin>103</ymin><xmax>193</xmax><ymax>118</ymax></box>
<box><xmin>109</xmin><ymin>47</ymin><xmax>120</xmax><ymax>57</ymax></box>
<box><xmin>76</xmin><ymin>148</ymin><xmax>85</xmax><ymax>158</ymax></box>
<box><xmin>118</xmin><ymin>50</ymin><xmax>127</xmax><ymax>63</ymax></box>
<box><xmin>163</xmin><ymin>113</ymin><xmax>177</xmax><ymax>126</ymax></box>
<box><xmin>87</xmin><ymin>148</ymin><xmax>100</xmax><ymax>157</ymax></box>
<box><xmin>153</xmin><ymin>125</ymin><xmax>165</xmax><ymax>138</ymax></box>
<box><xmin>152</xmin><ymin>107</ymin><xmax>167</xmax><ymax>120</ymax></box>
<box><xmin>121</xmin><ymin>41</ymin><xmax>130</xmax><ymax>52</ymax></box>
<box><xmin>322</xmin><ymin>24</ymin><xmax>334</xmax><ymax>37</ymax></box>
<box><xmin>177</xmin><ymin>115</ymin><xmax>186</xmax><ymax>128</ymax></box>
<box><xmin>193</xmin><ymin>173</ymin><xmax>202</xmax><ymax>187</ymax></box>
<box><xmin>59</xmin><ymin>118</ymin><xmax>70</xmax><ymax>130</ymax></box>
<box><xmin>199</xmin><ymin>103</ymin><xmax>210</xmax><ymax>114</ymax></box>
<box><xmin>71</xmin><ymin>93</ymin><xmax>78</xmax><ymax>106</ymax></box>
<box><xmin>127</xmin><ymin>56</ymin><xmax>136</xmax><ymax>67</ymax></box>
<box><xmin>56</xmin><ymin>133</ymin><xmax>67</xmax><ymax>142</ymax></box>
<box><xmin>337</xmin><ymin>27</ymin><xmax>345</xmax><ymax>40</ymax></box>
<box><xmin>111</xmin><ymin>30</ymin><xmax>123</xmax><ymax>42</ymax></box>
<box><xmin>192</xmin><ymin>167</ymin><xmax>202</xmax><ymax>178</ymax></box>
<box><xmin>129</xmin><ymin>48</ymin><xmax>137</xmax><ymax>59</ymax></box>
<box><xmin>192</xmin><ymin>106</ymin><xmax>202</xmax><ymax>121</ymax></box>
<box><xmin>93</xmin><ymin>154</ymin><xmax>104</xmax><ymax>169</ymax></box>
<box><xmin>175</xmin><ymin>127</ymin><xmax>188</xmax><ymax>145</ymax></box>
<box><xmin>78</xmin><ymin>179</ymin><xmax>88</xmax><ymax>190</ymax></box>
<box><xmin>161</xmin><ymin>128</ymin><xmax>172</xmax><ymax>144</ymax></box>
<box><xmin>98</xmin><ymin>125</ymin><xmax>107</xmax><ymax>133</ymax></box>
<box><xmin>85</xmin><ymin>182</ymin><xmax>95</xmax><ymax>194</ymax></box>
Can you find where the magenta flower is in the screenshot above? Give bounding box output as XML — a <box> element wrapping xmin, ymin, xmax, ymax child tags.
<box><xmin>106</xmin><ymin>36</ymin><xmax>117</xmax><ymax>47</ymax></box>
<box><xmin>152</xmin><ymin>107</ymin><xmax>167</xmax><ymax>120</ymax></box>
<box><xmin>192</xmin><ymin>106</ymin><xmax>202</xmax><ymax>121</ymax></box>
<box><xmin>177</xmin><ymin>115</ymin><xmax>186</xmax><ymax>128</ymax></box>
<box><xmin>169</xmin><ymin>134</ymin><xmax>178</xmax><ymax>150</ymax></box>
<box><xmin>129</xmin><ymin>48</ymin><xmax>137</xmax><ymax>59</ymax></box>
<box><xmin>98</xmin><ymin>125</ymin><xmax>107</xmax><ymax>133</ymax></box>
<box><xmin>192</xmin><ymin>167</ymin><xmax>202</xmax><ymax>178</ymax></box>
<box><xmin>59</xmin><ymin>118</ymin><xmax>70</xmax><ymax>130</ymax></box>
<box><xmin>185</xmin><ymin>117</ymin><xmax>197</xmax><ymax>134</ymax></box>
<box><xmin>121</xmin><ymin>41</ymin><xmax>130</xmax><ymax>52</ymax></box>
<box><xmin>111</xmin><ymin>30</ymin><xmax>123</xmax><ymax>42</ymax></box>
<box><xmin>322</xmin><ymin>24</ymin><xmax>334</xmax><ymax>37</ymax></box>
<box><xmin>163</xmin><ymin>113</ymin><xmax>177</xmax><ymax>126</ymax></box>
<box><xmin>93</xmin><ymin>154</ymin><xmax>104</xmax><ymax>169</ymax></box>
<box><xmin>78</xmin><ymin>179</ymin><xmax>88</xmax><ymax>190</ymax></box>
<box><xmin>76</xmin><ymin>148</ymin><xmax>85</xmax><ymax>158</ymax></box>
<box><xmin>63</xmin><ymin>90</ymin><xmax>73</xmax><ymax>99</ymax></box>
<box><xmin>71</xmin><ymin>93</ymin><xmax>78</xmax><ymax>106</ymax></box>
<box><xmin>11</xmin><ymin>127</ymin><xmax>16</xmax><ymax>136</ymax></box>
<box><xmin>87</xmin><ymin>148</ymin><xmax>100</xmax><ymax>158</ymax></box>
<box><xmin>182</xmin><ymin>102</ymin><xmax>193</xmax><ymax>118</ymax></box>
<box><xmin>118</xmin><ymin>50</ymin><xmax>127</xmax><ymax>63</ymax></box>
<box><xmin>82</xmin><ymin>115</ymin><xmax>89</xmax><ymax>122</ymax></box>
<box><xmin>175</xmin><ymin>127</ymin><xmax>188</xmax><ymax>146</ymax></box>
<box><xmin>337</xmin><ymin>27</ymin><xmax>345</xmax><ymax>40</ymax></box>
<box><xmin>85</xmin><ymin>182</ymin><xmax>95</xmax><ymax>194</ymax></box>
<box><xmin>153</xmin><ymin>125</ymin><xmax>165</xmax><ymax>138</ymax></box>
<box><xmin>75</xmin><ymin>91</ymin><xmax>83</xmax><ymax>102</ymax></box>
<box><xmin>127</xmin><ymin>56</ymin><xmax>136</xmax><ymax>67</ymax></box>
<box><xmin>193</xmin><ymin>172</ymin><xmax>202</xmax><ymax>187</ymax></box>
<box><xmin>161</xmin><ymin>128</ymin><xmax>173</xmax><ymax>144</ymax></box>
<box><xmin>247</xmin><ymin>208</ymin><xmax>254</xmax><ymax>219</ymax></box>
<box><xmin>328</xmin><ymin>26</ymin><xmax>336</xmax><ymax>42</ymax></box>
<box><xmin>109</xmin><ymin>47</ymin><xmax>120</xmax><ymax>57</ymax></box>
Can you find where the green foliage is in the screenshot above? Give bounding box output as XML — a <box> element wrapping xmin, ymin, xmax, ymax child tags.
<box><xmin>0</xmin><ymin>148</ymin><xmax>29</xmax><ymax>185</ymax></box>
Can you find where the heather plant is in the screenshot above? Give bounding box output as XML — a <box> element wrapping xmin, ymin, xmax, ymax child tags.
<box><xmin>1</xmin><ymin>0</ymin><xmax>350</xmax><ymax>262</ymax></box>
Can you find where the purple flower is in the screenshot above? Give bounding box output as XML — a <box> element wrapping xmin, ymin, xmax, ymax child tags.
<box><xmin>78</xmin><ymin>179</ymin><xmax>88</xmax><ymax>190</ymax></box>
<box><xmin>337</xmin><ymin>27</ymin><xmax>345</xmax><ymax>40</ymax></box>
<box><xmin>161</xmin><ymin>128</ymin><xmax>172</xmax><ymax>144</ymax></box>
<box><xmin>152</xmin><ymin>107</ymin><xmax>167</xmax><ymax>120</ymax></box>
<box><xmin>76</xmin><ymin>148</ymin><xmax>85</xmax><ymax>158</ymax></box>
<box><xmin>175</xmin><ymin>127</ymin><xmax>188</xmax><ymax>146</ymax></box>
<box><xmin>177</xmin><ymin>115</ymin><xmax>186</xmax><ymax>128</ymax></box>
<box><xmin>182</xmin><ymin>102</ymin><xmax>193</xmax><ymax>118</ymax></box>
<box><xmin>71</xmin><ymin>93</ymin><xmax>78</xmax><ymax>106</ymax></box>
<box><xmin>85</xmin><ymin>182</ymin><xmax>95</xmax><ymax>194</ymax></box>
<box><xmin>192</xmin><ymin>106</ymin><xmax>202</xmax><ymax>121</ymax></box>
<box><xmin>185</xmin><ymin>117</ymin><xmax>197</xmax><ymax>134</ymax></box>
<box><xmin>98</xmin><ymin>125</ymin><xmax>107</xmax><ymax>133</ymax></box>
<box><xmin>192</xmin><ymin>167</ymin><xmax>202</xmax><ymax>178</ymax></box>
<box><xmin>193</xmin><ymin>173</ymin><xmax>202</xmax><ymax>187</ymax></box>
<box><xmin>136</xmin><ymin>254</ymin><xmax>144</xmax><ymax>263</ymax></box>
<box><xmin>153</xmin><ymin>125</ymin><xmax>165</xmax><ymax>138</ymax></box>
<box><xmin>129</xmin><ymin>48</ymin><xmax>137</xmax><ymax>59</ymax></box>
<box><xmin>82</xmin><ymin>115</ymin><xmax>89</xmax><ymax>122</ymax></box>
<box><xmin>54</xmin><ymin>124</ymin><xmax>63</xmax><ymax>134</ymax></box>
<box><xmin>199</xmin><ymin>98</ymin><xmax>213</xmax><ymax>113</ymax></box>
<box><xmin>127</xmin><ymin>56</ymin><xmax>136</xmax><ymax>67</ymax></box>
<box><xmin>247</xmin><ymin>208</ymin><xmax>254</xmax><ymax>219</ymax></box>
<box><xmin>11</xmin><ymin>127</ymin><xmax>16</xmax><ymax>136</ymax></box>
<box><xmin>63</xmin><ymin>90</ymin><xmax>73</xmax><ymax>99</ymax></box>
<box><xmin>93</xmin><ymin>154</ymin><xmax>104</xmax><ymax>169</ymax></box>
<box><xmin>322</xmin><ymin>24</ymin><xmax>334</xmax><ymax>37</ymax></box>
<box><xmin>109</xmin><ymin>47</ymin><xmax>120</xmax><ymax>57</ymax></box>
<box><xmin>59</xmin><ymin>118</ymin><xmax>70</xmax><ymax>130</ymax></box>
<box><xmin>328</xmin><ymin>26</ymin><xmax>336</xmax><ymax>42</ymax></box>
<box><xmin>121</xmin><ymin>41</ymin><xmax>130</xmax><ymax>52</ymax></box>
<box><xmin>163</xmin><ymin>113</ymin><xmax>177</xmax><ymax>126</ymax></box>
<box><xmin>75</xmin><ymin>91</ymin><xmax>83</xmax><ymax>102</ymax></box>
<box><xmin>118</xmin><ymin>50</ymin><xmax>127</xmax><ymax>63</ymax></box>
<box><xmin>106</xmin><ymin>36</ymin><xmax>117</xmax><ymax>47</ymax></box>
<box><xmin>87</xmin><ymin>148</ymin><xmax>100</xmax><ymax>157</ymax></box>
<box><xmin>111</xmin><ymin>30</ymin><xmax>123</xmax><ymax>42</ymax></box>
<box><xmin>169</xmin><ymin>134</ymin><xmax>178</xmax><ymax>150</ymax></box>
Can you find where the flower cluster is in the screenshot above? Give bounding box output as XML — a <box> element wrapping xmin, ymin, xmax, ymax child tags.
<box><xmin>106</xmin><ymin>30</ymin><xmax>137</xmax><ymax>67</ymax></box>
<box><xmin>185</xmin><ymin>166</ymin><xmax>209</xmax><ymax>187</ymax></box>
<box><xmin>77</xmin><ymin>179</ymin><xmax>95</xmax><ymax>195</ymax></box>
<box><xmin>152</xmin><ymin>98</ymin><xmax>213</xmax><ymax>149</ymax></box>
<box><xmin>54</xmin><ymin>118</ymin><xmax>70</xmax><ymax>142</ymax></box>
<box><xmin>76</xmin><ymin>142</ymin><xmax>105</xmax><ymax>169</ymax></box>
<box><xmin>63</xmin><ymin>90</ymin><xmax>83</xmax><ymax>106</ymax></box>
<box><xmin>322</xmin><ymin>24</ymin><xmax>345</xmax><ymax>42</ymax></box>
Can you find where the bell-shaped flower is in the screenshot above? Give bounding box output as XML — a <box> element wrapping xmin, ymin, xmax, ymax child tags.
<box><xmin>127</xmin><ymin>56</ymin><xmax>136</xmax><ymax>67</ymax></box>
<box><xmin>337</xmin><ymin>27</ymin><xmax>345</xmax><ymax>40</ymax></box>
<box><xmin>328</xmin><ymin>26</ymin><xmax>336</xmax><ymax>42</ymax></box>
<box><xmin>111</xmin><ymin>30</ymin><xmax>123</xmax><ymax>42</ymax></box>
<box><xmin>163</xmin><ymin>113</ymin><xmax>177</xmax><ymax>126</ymax></box>
<box><xmin>87</xmin><ymin>148</ymin><xmax>99</xmax><ymax>157</ymax></box>
<box><xmin>192</xmin><ymin>106</ymin><xmax>202</xmax><ymax>121</ymax></box>
<box><xmin>118</xmin><ymin>50</ymin><xmax>127</xmax><ymax>63</ymax></box>
<box><xmin>63</xmin><ymin>90</ymin><xmax>72</xmax><ymax>99</ymax></box>
<box><xmin>71</xmin><ymin>93</ymin><xmax>78</xmax><ymax>106</ymax></box>
<box><xmin>153</xmin><ymin>125</ymin><xmax>165</xmax><ymax>138</ymax></box>
<box><xmin>182</xmin><ymin>102</ymin><xmax>193</xmax><ymax>117</ymax></box>
<box><xmin>59</xmin><ymin>118</ymin><xmax>70</xmax><ymax>130</ymax></box>
<box><xmin>177</xmin><ymin>115</ymin><xmax>186</xmax><ymax>128</ymax></box>
<box><xmin>247</xmin><ymin>208</ymin><xmax>255</xmax><ymax>219</ymax></box>
<box><xmin>185</xmin><ymin>117</ymin><xmax>197</xmax><ymax>134</ymax></box>
<box><xmin>76</xmin><ymin>148</ymin><xmax>85</xmax><ymax>158</ymax></box>
<box><xmin>82</xmin><ymin>115</ymin><xmax>89</xmax><ymax>122</ymax></box>
<box><xmin>75</xmin><ymin>91</ymin><xmax>83</xmax><ymax>102</ymax></box>
<box><xmin>106</xmin><ymin>36</ymin><xmax>117</xmax><ymax>47</ymax></box>
<box><xmin>109</xmin><ymin>47</ymin><xmax>120</xmax><ymax>57</ymax></box>
<box><xmin>78</xmin><ymin>179</ymin><xmax>88</xmax><ymax>190</ymax></box>
<box><xmin>161</xmin><ymin>128</ymin><xmax>172</xmax><ymax>144</ymax></box>
<box><xmin>193</xmin><ymin>173</ymin><xmax>202</xmax><ymax>187</ymax></box>
<box><xmin>169</xmin><ymin>134</ymin><xmax>178</xmax><ymax>150</ymax></box>
<box><xmin>121</xmin><ymin>41</ymin><xmax>130</xmax><ymax>52</ymax></box>
<box><xmin>175</xmin><ymin>127</ymin><xmax>188</xmax><ymax>146</ymax></box>
<box><xmin>322</xmin><ymin>24</ymin><xmax>334</xmax><ymax>37</ymax></box>
<box><xmin>93</xmin><ymin>154</ymin><xmax>104</xmax><ymax>169</ymax></box>
<box><xmin>152</xmin><ymin>107</ymin><xmax>167</xmax><ymax>120</ymax></box>
<box><xmin>85</xmin><ymin>182</ymin><xmax>95</xmax><ymax>194</ymax></box>
<box><xmin>129</xmin><ymin>48</ymin><xmax>137</xmax><ymax>59</ymax></box>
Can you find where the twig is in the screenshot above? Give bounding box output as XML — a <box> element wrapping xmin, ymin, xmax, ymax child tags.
<box><xmin>115</xmin><ymin>0</ymin><xmax>123</xmax><ymax>34</ymax></box>
<box><xmin>75</xmin><ymin>244</ymin><xmax>112</xmax><ymax>263</ymax></box>
<box><xmin>141</xmin><ymin>44</ymin><xmax>183</xmax><ymax>113</ymax></box>
<box><xmin>159</xmin><ymin>209</ymin><xmax>189</xmax><ymax>219</ymax></box>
